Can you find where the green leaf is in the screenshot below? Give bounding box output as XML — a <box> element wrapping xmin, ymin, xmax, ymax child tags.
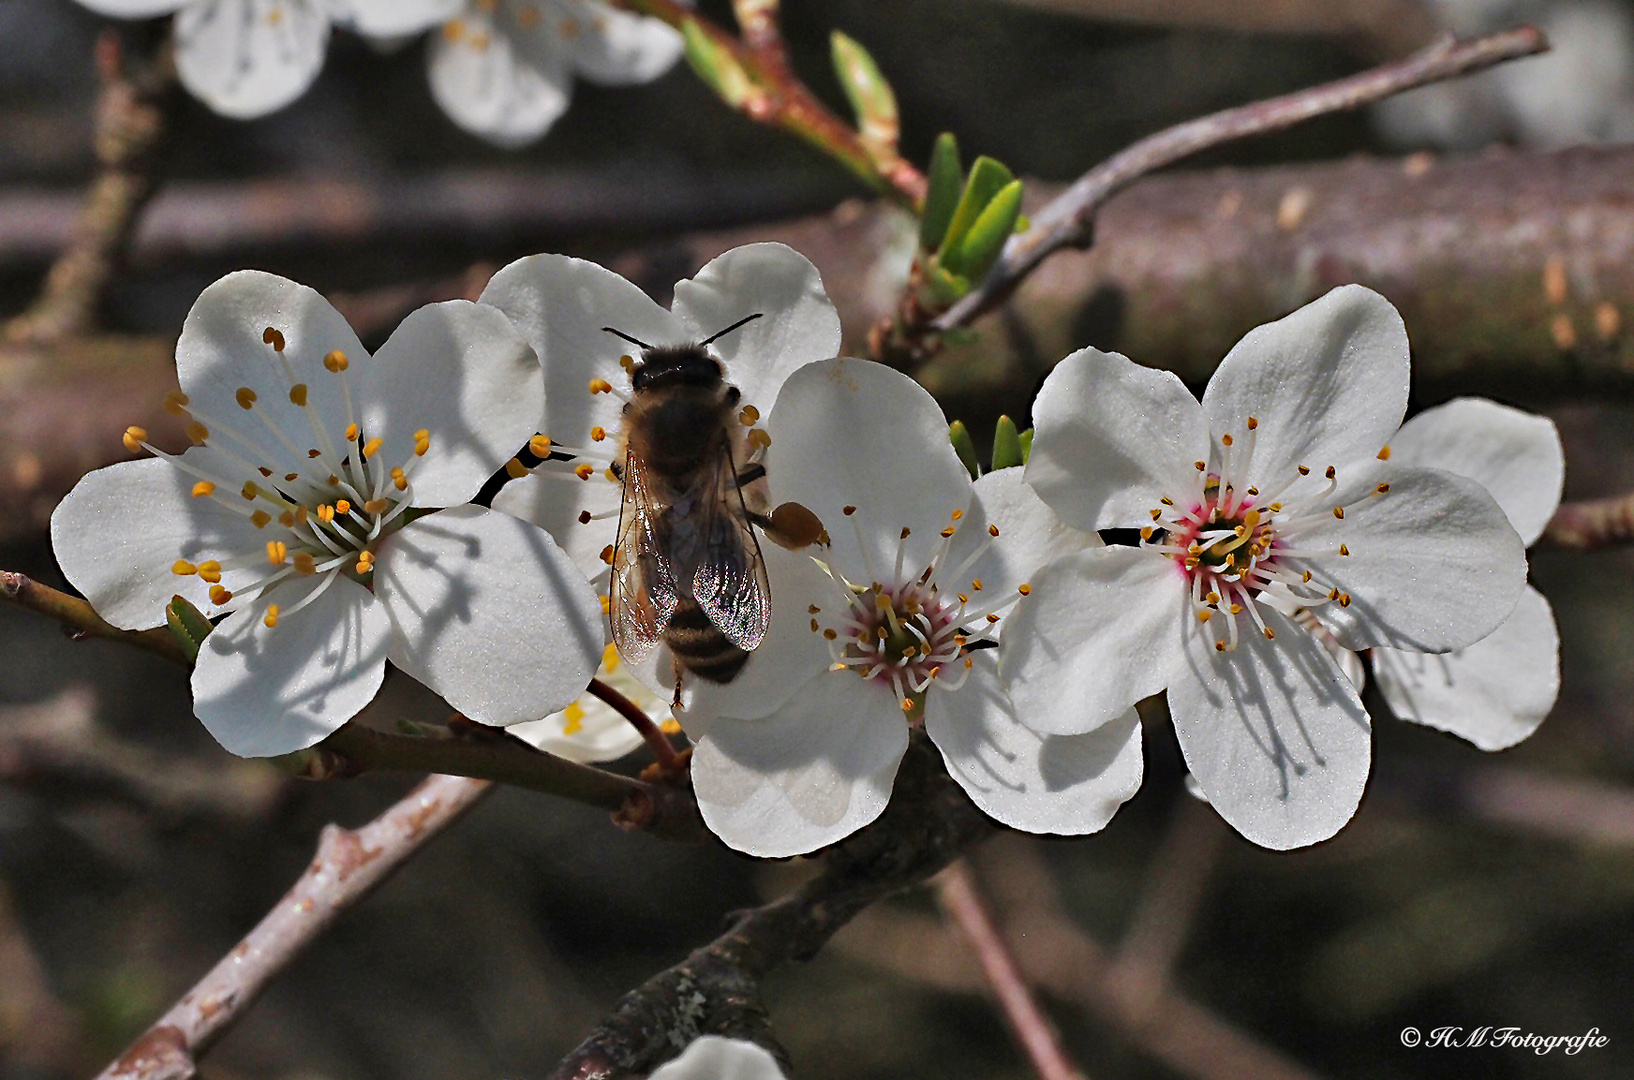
<box><xmin>920</xmin><ymin>132</ymin><xmax>963</xmax><ymax>250</ymax></box>
<box><xmin>831</xmin><ymin>31</ymin><xmax>900</xmax><ymax>157</ymax></box>
<box><xmin>681</xmin><ymin>19</ymin><xmax>759</xmax><ymax>109</ymax></box>
<box><xmin>992</xmin><ymin>415</ymin><xmax>1023</xmax><ymax>471</ymax></box>
<box><xmin>926</xmin><ymin>261</ymin><xmax>969</xmax><ymax>306</ymax></box>
<box><xmin>936</xmin><ymin>156</ymin><xmax>1015</xmax><ymax>274</ymax></box>
<box><xmin>164</xmin><ymin>595</ymin><xmax>211</xmax><ymax>663</ymax></box>
<box><xmin>1018</xmin><ymin>427</ymin><xmax>1034</xmax><ymax>464</ymax></box>
<box><xmin>949</xmin><ymin>420</ymin><xmax>980</xmax><ymax>479</ymax></box>
<box><xmin>953</xmin><ymin>179</ymin><xmax>1023</xmax><ymax>281</ymax></box>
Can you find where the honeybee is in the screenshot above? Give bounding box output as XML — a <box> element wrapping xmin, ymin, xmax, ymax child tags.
<box><xmin>604</xmin><ymin>315</ymin><xmax>825</xmax><ymax>706</ymax></box>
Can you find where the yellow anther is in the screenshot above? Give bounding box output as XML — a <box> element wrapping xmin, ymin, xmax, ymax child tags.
<box><xmin>250</xmin><ymin>510</ymin><xmax>272</xmax><ymax>529</ymax></box>
<box><xmin>294</xmin><ymin>553</ymin><xmax>316</xmax><ymax>575</ymax></box>
<box><xmin>335</xmin><ymin>500</ymin><xmax>352</xmax><ymax>515</ymax></box>
<box><xmin>308</xmin><ymin>448</ymin><xmax>321</xmax><ymax>458</ymax></box>
<box><xmin>209</xmin><ymin>585</ymin><xmax>232</xmax><ymax>605</ymax></box>
<box><xmin>241</xmin><ymin>481</ymin><xmax>259</xmax><ymax>500</ymax></box>
<box><xmin>660</xmin><ymin>718</ymin><xmax>683</xmax><ymax>735</ymax></box>
<box><xmin>575</xmin><ymin>463</ymin><xmax>595</xmax><ymax>480</ymax></box>
<box><xmin>1215</xmin><ymin>641</ymin><xmax>1227</xmax><ymax>652</ymax></box>
<box><xmin>941</xmin><ymin>527</ymin><xmax>955</xmax><ymax>538</ymax></box>
<box><xmin>1247</xmin><ymin>416</ymin><xmax>1259</xmax><ymax>430</ymax></box>
<box><xmin>599</xmin><ymin>596</ymin><xmax>612</xmax><ymax>614</ymax></box>
<box><xmin>172</xmin><ymin>560</ymin><xmax>197</xmax><ymax>576</ymax></box>
<box><xmin>604</xmin><ymin>468</ymin><xmax>617</xmax><ymax>482</ymax></box>
<box><xmin>414</xmin><ymin>438</ymin><xmax>430</xmax><ymax>457</ymax></box>
<box><xmin>1339</xmin><ymin>543</ymin><xmax>1350</xmax><ymax>556</ymax></box>
<box><xmin>262</xmin><ymin>327</ymin><xmax>286</xmax><ymax>351</ymax></box>
<box><xmin>1160</xmin><ymin>496</ymin><xmax>1174</xmax><ymax>506</ymax></box>
<box><xmin>561</xmin><ymin>702</ymin><xmax>584</xmax><ymax>735</ymax></box>
<box><xmin>964</xmin><ymin>657</ymin><xmax>974</xmax><ymax>669</ymax></box>
<box><xmin>345</xmin><ymin>423</ymin><xmax>360</xmax><ymax>443</ymax></box>
<box><xmin>957</xmin><ymin>593</ymin><xmax>969</xmax><ymax>604</ymax></box>
<box><xmin>588</xmin><ymin>378</ymin><xmax>613</xmax><ymax>395</ymax></box>
<box><xmin>1150</xmin><ymin>509</ymin><xmax>1163</xmax><ymax>520</ymax></box>
<box><xmin>739</xmin><ymin>405</ymin><xmax>760</xmax><ymax>425</ymax></box>
<box><xmin>441</xmin><ymin>17</ymin><xmax>464</xmax><ymax>41</ymax></box>
<box><xmin>357</xmin><ymin>550</ymin><xmax>375</xmax><ymax>572</ymax></box>
<box><xmin>1339</xmin><ymin>593</ymin><xmax>1352</xmax><ymax>607</ymax></box>
<box><xmin>364</xmin><ymin>498</ymin><xmax>390</xmax><ymax>515</ymax></box>
<box><xmin>1298</xmin><ymin>465</ymin><xmax>1310</xmax><ymax>476</ymax></box>
<box><xmin>529</xmin><ymin>434</ymin><xmax>553</xmax><ymax>456</ymax></box>
<box><xmin>163</xmin><ymin>390</ymin><xmax>189</xmax><ymax>415</ymax></box>
<box><xmin>1018</xmin><ymin>583</ymin><xmax>1032</xmax><ymax>596</ymax></box>
<box><xmin>288</xmin><ymin>384</ymin><xmax>308</xmax><ymax>407</ymax></box>
<box><xmin>987</xmin><ymin>524</ymin><xmax>1000</xmax><ymax>537</ymax></box>
<box><xmin>362</xmin><ymin>437</ymin><xmax>384</xmax><ymax>460</ymax></box>
<box><xmin>1194</xmin><ymin>460</ymin><xmax>1206</xmax><ymax>470</ymax></box>
<box><xmin>843</xmin><ymin>505</ymin><xmax>857</xmax><ymax>515</ymax></box>
<box><xmin>263</xmin><ymin>604</ymin><xmax>280</xmax><ymax>628</ymax></box>
<box><xmin>267</xmin><ymin>540</ymin><xmax>288</xmax><ymax>565</ymax></box>
<box><xmin>324</xmin><ymin>349</ymin><xmax>349</xmax><ymax>372</ymax></box>
<box><xmin>986</xmin><ymin>613</ymin><xmax>1001</xmax><ymax>623</ymax></box>
<box><xmin>122</xmin><ymin>426</ymin><xmax>148</xmax><ymax>453</ymax></box>
<box><xmin>1375</xmin><ymin>482</ymin><xmax>1390</xmax><ymax>494</ymax></box>
<box><xmin>1206</xmin><ymin>591</ymin><xmax>1220</xmax><ymax>604</ymax></box>
<box><xmin>1301</xmin><ymin>570</ymin><xmax>1312</xmax><ymax>582</ymax></box>
<box><xmin>600</xmin><ymin>545</ymin><xmax>615</xmax><ymax>565</ymax></box>
<box><xmin>811</xmin><ymin>619</ymin><xmax>821</xmax><ymax>633</ymax></box>
<box><xmin>972</xmin><ymin>578</ymin><xmax>984</xmax><ymax>591</ymax></box>
<box><xmin>601</xmin><ymin>643</ymin><xmax>620</xmax><ymax>669</ymax></box>
<box><xmin>197</xmin><ymin>561</ymin><xmax>222</xmax><ymax>583</ymax></box>
<box><xmin>284</xmin><ymin>472</ymin><xmax>298</xmax><ymax>482</ymax></box>
<box><xmin>1140</xmin><ymin>526</ymin><xmax>1154</xmax><ymax>541</ymax></box>
<box><xmin>619</xmin><ymin>354</ymin><xmax>634</xmax><ymax>370</ymax></box>
<box><xmin>391</xmin><ymin>467</ymin><xmax>408</xmax><ymax>491</ymax></box>
<box><xmin>590</xmin><ymin>426</ymin><xmax>607</xmax><ymax>442</ymax></box>
<box><xmin>1325</xmin><ymin>465</ymin><xmax>1336</xmax><ymax>480</ymax></box>
<box><xmin>823</xmin><ymin>628</ymin><xmax>837</xmax><ymax>640</ymax></box>
<box><xmin>294</xmin><ymin>505</ymin><xmax>309</xmax><ymax>524</ymax></box>
<box><xmin>191</xmin><ymin>481</ymin><xmax>215</xmax><ymax>498</ymax></box>
<box><xmin>1332</xmin><ymin>506</ymin><xmax>1345</xmax><ymax>519</ymax></box>
<box><xmin>1229</xmin><ymin>603</ymin><xmax>1243</xmax><ymax>615</ymax></box>
<box><xmin>327</xmin><ymin>475</ymin><xmax>338</xmax><ymax>486</ymax></box>
<box><xmin>1222</xmin><ymin>433</ymin><xmax>1234</xmax><ymax>446</ymax></box>
<box><xmin>258</xmin><ymin>467</ymin><xmax>273</xmax><ymax>477</ymax></box>
<box><xmin>1263</xmin><ymin>627</ymin><xmax>1276</xmax><ymax>640</ymax></box>
<box><xmin>413</xmin><ymin>428</ymin><xmax>429</xmax><ymax>442</ymax></box>
<box><xmin>1377</xmin><ymin>445</ymin><xmax>1392</xmax><ymax>460</ymax></box>
<box><xmin>1198</xmin><ymin>609</ymin><xmax>1212</xmax><ymax>623</ymax></box>
<box><xmin>747</xmin><ymin>429</ymin><xmax>773</xmax><ymax>450</ymax></box>
<box><xmin>899</xmin><ymin>526</ymin><xmax>911</xmax><ymax>539</ymax></box>
<box><xmin>279</xmin><ymin>511</ymin><xmax>295</xmax><ymax>527</ymax></box>
<box><xmin>900</xmin><ymin>698</ymin><xmax>914</xmax><ymax>712</ymax></box>
<box><xmin>236</xmin><ymin>387</ymin><xmax>257</xmax><ymax>409</ymax></box>
<box><xmin>317</xmin><ymin>504</ymin><xmax>335</xmax><ymax>523</ymax></box>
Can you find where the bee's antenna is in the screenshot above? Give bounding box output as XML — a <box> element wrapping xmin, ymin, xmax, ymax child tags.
<box><xmin>698</xmin><ymin>312</ymin><xmax>763</xmax><ymax>347</ymax></box>
<box><xmin>602</xmin><ymin>326</ymin><xmax>654</xmax><ymax>350</ymax></box>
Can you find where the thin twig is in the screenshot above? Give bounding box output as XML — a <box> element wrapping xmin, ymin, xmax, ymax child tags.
<box><xmin>0</xmin><ymin>570</ymin><xmax>698</xmax><ymax>835</ymax></box>
<box><xmin>0</xmin><ymin>570</ymin><xmax>190</xmax><ymax>666</ymax></box>
<box><xmin>937</xmin><ymin>860</ymin><xmax>1089</xmax><ymax>1080</ymax></box>
<box><xmin>932</xmin><ymin>25</ymin><xmax>1549</xmax><ymax>331</ymax></box>
<box><xmin>614</xmin><ymin>0</ymin><xmax>925</xmax><ymax>205</ymax></box>
<box><xmin>92</xmin><ymin>774</ymin><xmax>491</xmax><ymax>1080</ymax></box>
<box><xmin>1539</xmin><ymin>491</ymin><xmax>1634</xmax><ymax>550</ymax></box>
<box><xmin>3</xmin><ymin>28</ymin><xmax>175</xmax><ymax>346</ymax></box>
<box><xmin>588</xmin><ymin>677</ymin><xmax>685</xmax><ymax>773</ymax></box>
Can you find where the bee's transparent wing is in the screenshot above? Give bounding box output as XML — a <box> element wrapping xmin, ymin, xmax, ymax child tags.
<box><xmin>691</xmin><ymin>442</ymin><xmax>772</xmax><ymax>651</ymax></box>
<box><xmin>609</xmin><ymin>451</ymin><xmax>678</xmax><ymax>666</ymax></box>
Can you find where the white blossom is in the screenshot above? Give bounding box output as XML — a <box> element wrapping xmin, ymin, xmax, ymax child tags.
<box><xmin>508</xmin><ymin>642</ymin><xmax>671</xmax><ymax>762</ymax></box>
<box><xmin>649</xmin><ymin>1036</ymin><xmax>786</xmax><ymax>1080</ymax></box>
<box><xmin>1368</xmin><ymin>398</ymin><xmax>1564</xmax><ymax>750</ymax></box>
<box><xmin>1002</xmin><ymin>285</ymin><xmax>1529</xmax><ymax>849</ymax></box>
<box><xmin>681</xmin><ymin>360</ymin><xmax>1144</xmax><ymax>858</ymax></box>
<box><xmin>427</xmin><ymin>0</ymin><xmax>683</xmax><ymax>147</ymax></box>
<box><xmin>50</xmin><ymin>271</ymin><xmax>603</xmax><ymax>757</ymax></box>
<box><xmin>72</xmin><ymin>0</ymin><xmax>459</xmax><ymax>119</ymax></box>
<box><xmin>484</xmin><ymin>242</ymin><xmax>842</xmax><ymax>591</ymax></box>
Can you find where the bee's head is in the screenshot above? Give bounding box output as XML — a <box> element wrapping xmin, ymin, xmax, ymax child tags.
<box><xmin>628</xmin><ymin>345</ymin><xmax>723</xmax><ymax>391</ymax></box>
<box><xmin>603</xmin><ymin>313</ymin><xmax>762</xmax><ymax>393</ymax></box>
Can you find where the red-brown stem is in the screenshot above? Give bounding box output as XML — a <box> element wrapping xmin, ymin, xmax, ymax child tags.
<box><xmin>937</xmin><ymin>860</ymin><xmax>1088</xmax><ymax>1080</ymax></box>
<box><xmin>613</xmin><ymin>0</ymin><xmax>925</xmax><ymax>205</ymax></box>
<box><xmin>1539</xmin><ymin>491</ymin><xmax>1634</xmax><ymax>550</ymax></box>
<box><xmin>93</xmin><ymin>775</ymin><xmax>491</xmax><ymax>1080</ymax></box>
<box><xmin>588</xmin><ymin>676</ymin><xmax>685</xmax><ymax>773</ymax></box>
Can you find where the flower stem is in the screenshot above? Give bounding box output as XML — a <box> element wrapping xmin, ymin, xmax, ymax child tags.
<box><xmin>587</xmin><ymin>676</ymin><xmax>686</xmax><ymax>774</ymax></box>
<box><xmin>612</xmin><ymin>0</ymin><xmax>925</xmax><ymax>206</ymax></box>
<box><xmin>0</xmin><ymin>569</ymin><xmax>191</xmax><ymax>665</ymax></box>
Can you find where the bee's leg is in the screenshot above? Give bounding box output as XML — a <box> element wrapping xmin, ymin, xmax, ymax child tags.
<box><xmin>671</xmin><ymin>657</ymin><xmax>685</xmax><ymax>709</ymax></box>
<box><xmin>735</xmin><ymin>463</ymin><xmax>766</xmax><ymax>486</ymax></box>
<box><xmin>610</xmin><ymin>458</ymin><xmax>625</xmax><ymax>482</ymax></box>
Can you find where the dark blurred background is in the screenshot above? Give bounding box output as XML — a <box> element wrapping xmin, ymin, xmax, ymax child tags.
<box><xmin>3</xmin><ymin>1</ymin><xmax>1633</xmax><ymax>1078</ymax></box>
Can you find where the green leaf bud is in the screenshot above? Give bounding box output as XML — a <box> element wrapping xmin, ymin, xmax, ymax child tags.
<box><xmin>949</xmin><ymin>420</ymin><xmax>980</xmax><ymax>479</ymax></box>
<box><xmin>831</xmin><ymin>31</ymin><xmax>900</xmax><ymax>159</ymax></box>
<box><xmin>920</xmin><ymin>133</ymin><xmax>963</xmax><ymax>250</ymax></box>
<box><xmin>992</xmin><ymin>415</ymin><xmax>1023</xmax><ymax>471</ymax></box>
<box><xmin>682</xmin><ymin>19</ymin><xmax>760</xmax><ymax>111</ymax></box>
<box><xmin>953</xmin><ymin>178</ymin><xmax>1023</xmax><ymax>281</ymax></box>
<box><xmin>936</xmin><ymin>156</ymin><xmax>1015</xmax><ymax>273</ymax></box>
<box><xmin>165</xmin><ymin>594</ymin><xmax>211</xmax><ymax>663</ymax></box>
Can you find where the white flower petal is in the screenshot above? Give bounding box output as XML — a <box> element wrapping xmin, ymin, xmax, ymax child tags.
<box><xmin>926</xmin><ymin>657</ymin><xmax>1142</xmax><ymax>835</ymax></box>
<box><xmin>374</xmin><ymin>506</ymin><xmax>603</xmax><ymax>725</ymax></box>
<box><xmin>427</xmin><ymin>9</ymin><xmax>571</xmax><ymax>147</ymax></box>
<box><xmin>1388</xmin><ymin>397</ymin><xmax>1564</xmax><ymax>546</ymax></box>
<box><xmin>356</xmin><ymin>299</ymin><xmax>541</xmax><ymax>508</ymax></box>
<box><xmin>763</xmin><ymin>359</ymin><xmax>972</xmax><ymax>578</ymax></box>
<box><xmin>491</xmin><ymin>467</ymin><xmax>623</xmax><ymax>583</ymax></box>
<box><xmin>1169</xmin><ymin>604</ymin><xmax>1370</xmax><ymax>850</ymax></box>
<box><xmin>950</xmin><ymin>466</ymin><xmax>1100</xmax><ymax>604</ymax></box>
<box><xmin>1000</xmin><ymin>546</ymin><xmax>1186</xmax><ymax>736</ymax></box>
<box><xmin>479</xmin><ymin>252</ymin><xmax>679</xmax><ymax>444</ymax></box>
<box><xmin>193</xmin><ymin>573</ymin><xmax>390</xmax><ymax>757</ymax></box>
<box><xmin>1202</xmin><ymin>284</ymin><xmax>1408</xmax><ymax>484</ymax></box>
<box><xmin>1026</xmin><ymin>346</ymin><xmax>1208</xmax><ymax>531</ymax></box>
<box><xmin>174</xmin><ymin>0</ymin><xmax>331</xmax><ymax>120</ymax></box>
<box><xmin>554</xmin><ymin>0</ymin><xmax>683</xmax><ymax>84</ymax></box>
<box><xmin>1300</xmin><ymin>466</ymin><xmax>1527</xmax><ymax>653</ymax></box>
<box><xmin>1372</xmin><ymin>584</ymin><xmax>1558</xmax><ymax>751</ymax></box>
<box><xmin>691</xmin><ymin>671</ymin><xmax>908</xmax><ymax>857</ymax></box>
<box><xmin>679</xmin><ymin>544</ymin><xmax>838</xmax><ymax>722</ymax></box>
<box><xmin>671</xmin><ymin>243</ymin><xmax>842</xmax><ymax>416</ymax></box>
<box><xmin>175</xmin><ymin>270</ymin><xmax>362</xmax><ymax>470</ymax></box>
<box><xmin>73</xmin><ymin>0</ymin><xmax>189</xmax><ymax>16</ymax></box>
<box><xmin>328</xmin><ymin>0</ymin><xmax>459</xmax><ymax>36</ymax></box>
<box><xmin>649</xmin><ymin>1036</ymin><xmax>786</xmax><ymax>1080</ymax></box>
<box><xmin>51</xmin><ymin>453</ymin><xmax>274</xmax><ymax>630</ymax></box>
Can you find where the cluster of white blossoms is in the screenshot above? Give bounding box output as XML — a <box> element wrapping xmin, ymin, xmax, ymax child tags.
<box><xmin>51</xmin><ymin>249</ymin><xmax>1558</xmax><ymax>857</ymax></box>
<box><xmin>72</xmin><ymin>0</ymin><xmax>681</xmax><ymax>140</ymax></box>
